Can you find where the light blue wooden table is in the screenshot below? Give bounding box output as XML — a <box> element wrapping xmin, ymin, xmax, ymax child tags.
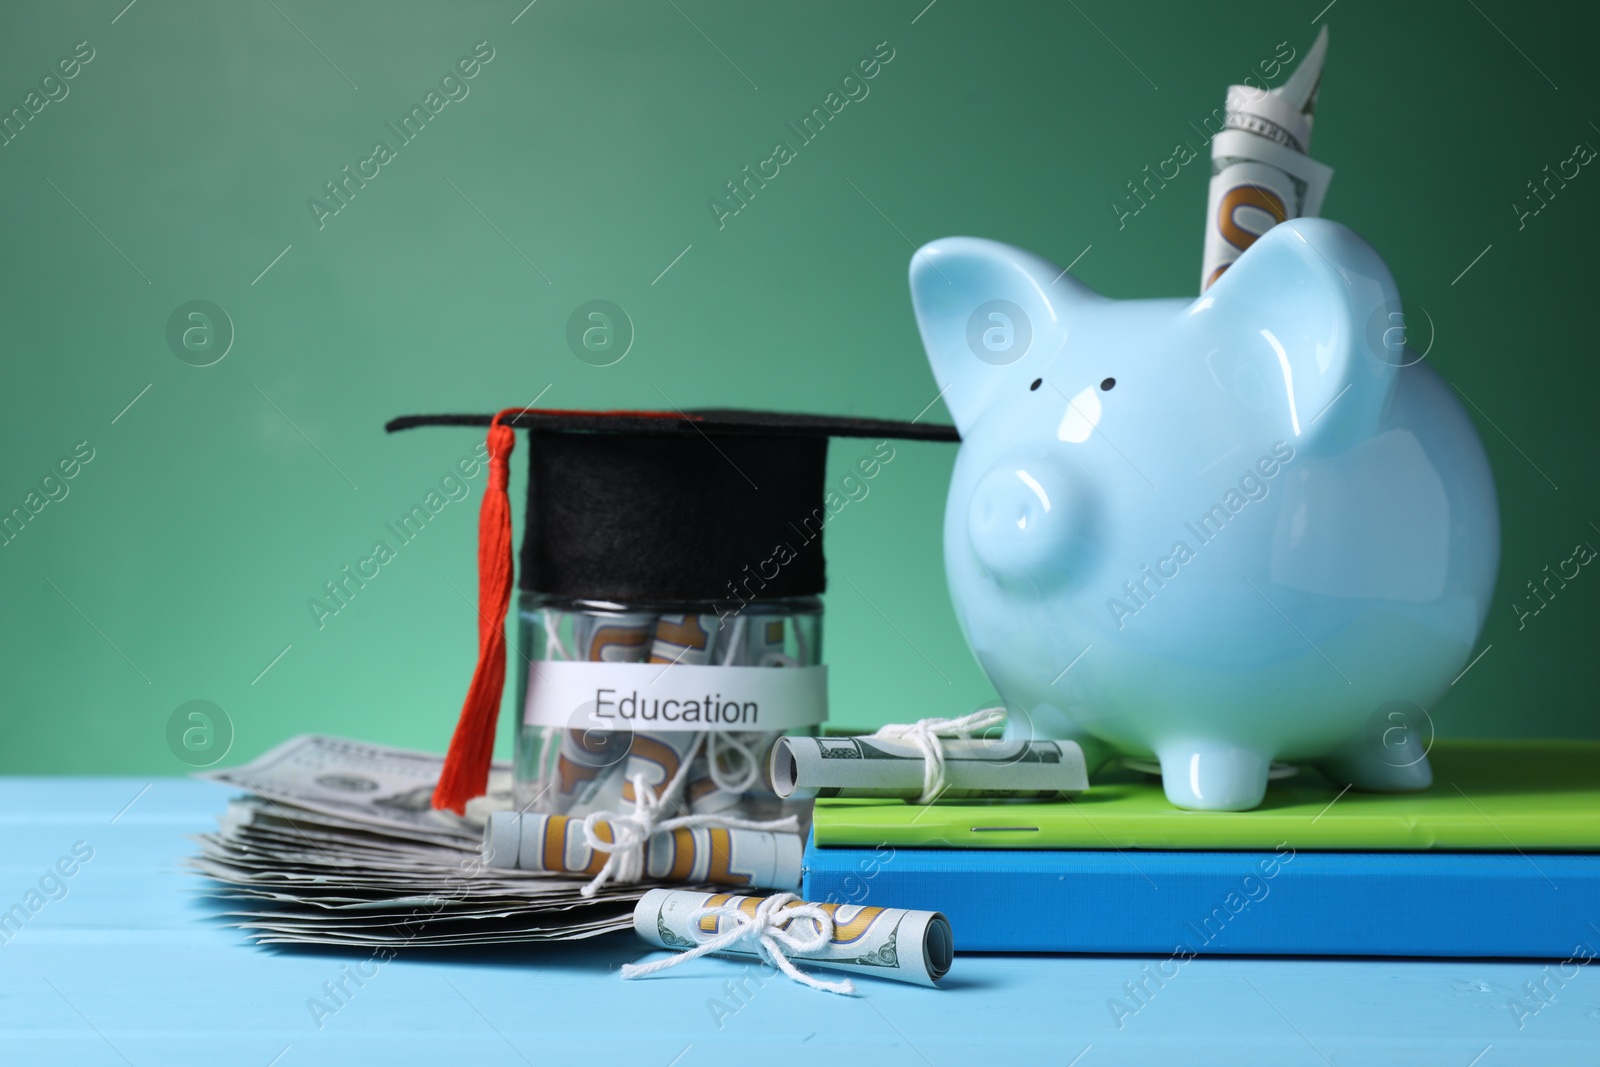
<box><xmin>2</xmin><ymin>778</ymin><xmax>1594</xmax><ymax>1066</ymax></box>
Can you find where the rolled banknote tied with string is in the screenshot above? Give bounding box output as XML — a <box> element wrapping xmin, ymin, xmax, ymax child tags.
<box><xmin>482</xmin><ymin>811</ymin><xmax>801</xmax><ymax>890</ymax></box>
<box><xmin>687</xmin><ymin>614</ymin><xmax>792</xmax><ymax>814</ymax></box>
<box><xmin>1201</xmin><ymin>26</ymin><xmax>1333</xmax><ymax>290</ymax></box>
<box><xmin>628</xmin><ymin>888</ymin><xmax>953</xmax><ymax>989</ymax></box>
<box><xmin>624</xmin><ymin>613</ymin><xmax>718</xmax><ymax>812</ymax></box>
<box><xmin>544</xmin><ymin>725</ymin><xmax>631</xmax><ymax>816</ymax></box>
<box><xmin>543</xmin><ymin>610</ymin><xmax>657</xmax><ymax>815</ymax></box>
<box><xmin>770</xmin><ymin>734</ymin><xmax>1087</xmax><ymax>800</ymax></box>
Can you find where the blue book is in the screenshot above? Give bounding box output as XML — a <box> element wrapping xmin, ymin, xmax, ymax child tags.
<box><xmin>802</xmin><ymin>835</ymin><xmax>1600</xmax><ymax>957</ymax></box>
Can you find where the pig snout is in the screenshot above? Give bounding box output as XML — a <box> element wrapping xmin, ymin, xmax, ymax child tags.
<box><xmin>966</xmin><ymin>460</ymin><xmax>1079</xmax><ymax>581</ymax></box>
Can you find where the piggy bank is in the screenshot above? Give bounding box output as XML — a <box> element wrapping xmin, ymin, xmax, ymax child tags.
<box><xmin>909</xmin><ymin>219</ymin><xmax>1500</xmax><ymax>810</ymax></box>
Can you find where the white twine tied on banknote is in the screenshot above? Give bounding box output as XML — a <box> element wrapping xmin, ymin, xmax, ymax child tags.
<box><xmin>704</xmin><ymin>616</ymin><xmax>787</xmax><ymax>796</ymax></box>
<box><xmin>620</xmin><ymin>891</ymin><xmax>857</xmax><ymax>995</ymax></box>
<box><xmin>705</xmin><ymin>731</ymin><xmax>767</xmax><ymax>794</ymax></box>
<box><xmin>872</xmin><ymin>706</ymin><xmax>1009</xmax><ymax>803</ymax></box>
<box><xmin>579</xmin><ymin>733</ymin><xmax>797</xmax><ymax>897</ymax></box>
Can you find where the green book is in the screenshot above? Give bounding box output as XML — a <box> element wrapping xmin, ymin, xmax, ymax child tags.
<box><xmin>811</xmin><ymin>739</ymin><xmax>1600</xmax><ymax>851</ymax></box>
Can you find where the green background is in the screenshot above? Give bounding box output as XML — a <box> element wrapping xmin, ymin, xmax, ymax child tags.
<box><xmin>2</xmin><ymin>0</ymin><xmax>1594</xmax><ymax>775</ymax></box>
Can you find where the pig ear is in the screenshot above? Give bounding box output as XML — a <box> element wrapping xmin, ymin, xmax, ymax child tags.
<box><xmin>1204</xmin><ymin>219</ymin><xmax>1399</xmax><ymax>444</ymax></box>
<box><xmin>910</xmin><ymin>237</ymin><xmax>1101</xmax><ymax>435</ymax></box>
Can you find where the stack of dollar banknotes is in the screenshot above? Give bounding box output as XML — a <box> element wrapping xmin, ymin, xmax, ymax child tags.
<box><xmin>187</xmin><ymin>731</ymin><xmax>1001</xmax><ymax>984</ymax></box>
<box><xmin>189</xmin><ymin>31</ymin><xmax>1334</xmax><ymax>982</ymax></box>
<box><xmin>190</xmin><ymin>736</ymin><xmax>655</xmax><ymax>947</ymax></box>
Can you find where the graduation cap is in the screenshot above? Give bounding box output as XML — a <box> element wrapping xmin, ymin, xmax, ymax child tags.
<box><xmin>386</xmin><ymin>407</ymin><xmax>959</xmax><ymax>813</ymax></box>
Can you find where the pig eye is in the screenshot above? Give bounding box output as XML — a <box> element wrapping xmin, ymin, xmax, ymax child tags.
<box><xmin>1100</xmin><ymin>377</ymin><xmax>1116</xmax><ymax>391</ymax></box>
<box><xmin>1029</xmin><ymin>378</ymin><xmax>1042</xmax><ymax>391</ymax></box>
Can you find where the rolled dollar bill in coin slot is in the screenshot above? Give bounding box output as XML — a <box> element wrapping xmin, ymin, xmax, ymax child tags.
<box><xmin>482</xmin><ymin>812</ymin><xmax>801</xmax><ymax>890</ymax></box>
<box><xmin>633</xmin><ymin>888</ymin><xmax>952</xmax><ymax>987</ymax></box>
<box><xmin>1201</xmin><ymin>27</ymin><xmax>1333</xmax><ymax>290</ymax></box>
<box><xmin>770</xmin><ymin>735</ymin><xmax>1087</xmax><ymax>800</ymax></box>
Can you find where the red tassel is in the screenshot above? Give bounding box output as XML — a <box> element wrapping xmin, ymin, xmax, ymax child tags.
<box><xmin>432</xmin><ymin>410</ymin><xmax>521</xmax><ymax>814</ymax></box>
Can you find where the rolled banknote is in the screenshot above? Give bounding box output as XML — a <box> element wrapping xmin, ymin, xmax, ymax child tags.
<box><xmin>685</xmin><ymin>755</ymin><xmax>744</xmax><ymax>814</ymax></box>
<box><xmin>624</xmin><ymin>613</ymin><xmax>718</xmax><ymax>809</ymax></box>
<box><xmin>633</xmin><ymin>888</ymin><xmax>953</xmax><ymax>987</ymax></box>
<box><xmin>686</xmin><ymin>615</ymin><xmax>790</xmax><ymax>814</ymax></box>
<box><xmin>483</xmin><ymin>811</ymin><xmax>801</xmax><ymax>890</ymax></box>
<box><xmin>578</xmin><ymin>611</ymin><xmax>658</xmax><ymax>662</ymax></box>
<box><xmin>1201</xmin><ymin>26</ymin><xmax>1333</xmax><ymax>290</ymax></box>
<box><xmin>648</xmin><ymin>613</ymin><xmax>716</xmax><ymax>667</ymax></box>
<box><xmin>770</xmin><ymin>734</ymin><xmax>1087</xmax><ymax>800</ymax></box>
<box><xmin>732</xmin><ymin>616</ymin><xmax>793</xmax><ymax>779</ymax></box>
<box><xmin>620</xmin><ymin>732</ymin><xmax>703</xmax><ymax>806</ymax></box>
<box><xmin>544</xmin><ymin>610</ymin><xmax>656</xmax><ymax>815</ymax></box>
<box><xmin>687</xmin><ymin>731</ymin><xmax>773</xmax><ymax>814</ymax></box>
<box><xmin>740</xmin><ymin>614</ymin><xmax>800</xmax><ymax>669</ymax></box>
<box><xmin>545</xmin><ymin>728</ymin><xmax>630</xmax><ymax>815</ymax></box>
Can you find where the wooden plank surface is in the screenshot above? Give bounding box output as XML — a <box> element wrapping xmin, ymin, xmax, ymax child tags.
<box><xmin>0</xmin><ymin>777</ymin><xmax>1593</xmax><ymax>1066</ymax></box>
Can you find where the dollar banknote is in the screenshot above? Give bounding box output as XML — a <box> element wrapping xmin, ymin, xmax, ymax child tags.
<box><xmin>199</xmin><ymin>733</ymin><xmax>488</xmax><ymax>840</ymax></box>
<box><xmin>540</xmin><ymin>610</ymin><xmax>656</xmax><ymax>815</ymax></box>
<box><xmin>483</xmin><ymin>811</ymin><xmax>802</xmax><ymax>890</ymax></box>
<box><xmin>1201</xmin><ymin>26</ymin><xmax>1333</xmax><ymax>290</ymax></box>
<box><xmin>189</xmin><ymin>735</ymin><xmax>723</xmax><ymax>947</ymax></box>
<box><xmin>769</xmin><ymin>735</ymin><xmax>1087</xmax><ymax>800</ymax></box>
<box><xmin>686</xmin><ymin>613</ymin><xmax>791</xmax><ymax>814</ymax></box>
<box><xmin>633</xmin><ymin>888</ymin><xmax>952</xmax><ymax>987</ymax></box>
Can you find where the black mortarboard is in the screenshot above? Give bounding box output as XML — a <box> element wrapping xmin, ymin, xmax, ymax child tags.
<box><xmin>386</xmin><ymin>407</ymin><xmax>958</xmax><ymax>812</ymax></box>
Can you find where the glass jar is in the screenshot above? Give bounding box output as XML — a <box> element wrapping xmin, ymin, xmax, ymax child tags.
<box><xmin>513</xmin><ymin>594</ymin><xmax>824</xmax><ymax>821</ymax></box>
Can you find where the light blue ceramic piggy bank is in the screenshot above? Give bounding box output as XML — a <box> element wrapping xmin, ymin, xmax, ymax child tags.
<box><xmin>910</xmin><ymin>219</ymin><xmax>1500</xmax><ymax>810</ymax></box>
